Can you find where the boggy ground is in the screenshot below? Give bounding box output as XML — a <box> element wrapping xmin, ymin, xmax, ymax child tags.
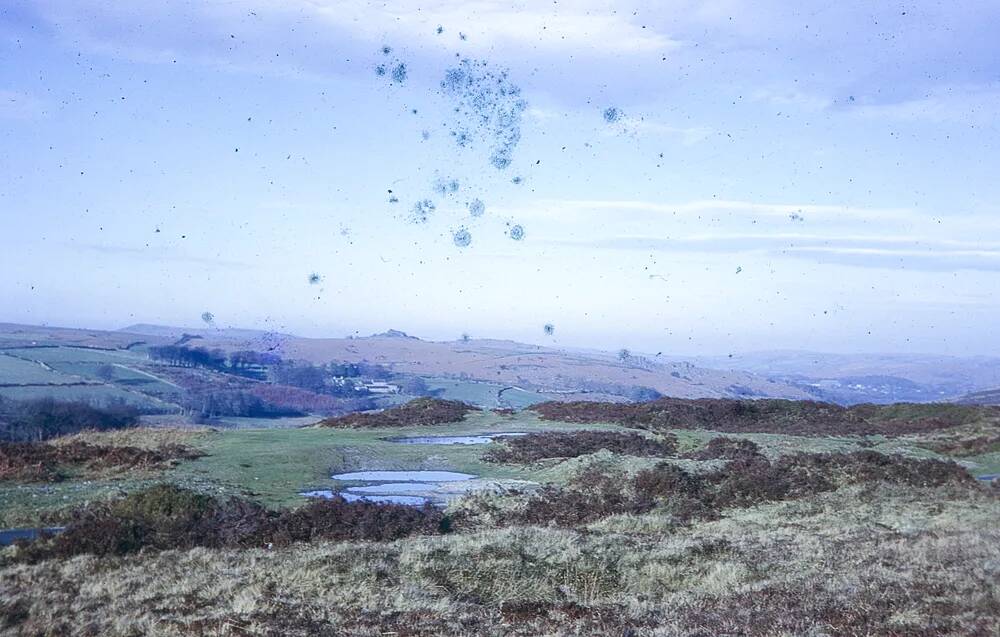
<box><xmin>2</xmin><ymin>400</ymin><xmax>1000</xmax><ymax>635</ymax></box>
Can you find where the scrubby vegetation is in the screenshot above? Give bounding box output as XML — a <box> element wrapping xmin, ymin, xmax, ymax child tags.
<box><xmin>3</xmin><ymin>481</ymin><xmax>997</xmax><ymax>636</ymax></box>
<box><xmin>532</xmin><ymin>397</ymin><xmax>997</xmax><ymax>437</ymax></box>
<box><xmin>0</xmin><ymin>398</ymin><xmax>139</xmax><ymax>442</ymax></box>
<box><xmin>0</xmin><ymin>440</ymin><xmax>203</xmax><ymax>482</ymax></box>
<box><xmin>919</xmin><ymin>433</ymin><xmax>1000</xmax><ymax>457</ymax></box>
<box><xmin>11</xmin><ymin>484</ymin><xmax>445</xmax><ymax>562</ymax></box>
<box><xmin>2</xmin><ymin>400</ymin><xmax>998</xmax><ymax>635</ymax></box>
<box><xmin>317</xmin><ymin>397</ymin><xmax>475</xmax><ymax>428</ymax></box>
<box><xmin>463</xmin><ymin>442</ymin><xmax>978</xmax><ymax>528</ymax></box>
<box><xmin>484</xmin><ymin>430</ymin><xmax>677</xmax><ymax>463</ymax></box>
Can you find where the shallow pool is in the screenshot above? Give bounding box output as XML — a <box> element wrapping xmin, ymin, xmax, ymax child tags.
<box><xmin>330</xmin><ymin>470</ymin><xmax>476</xmax><ymax>482</ymax></box>
<box><xmin>0</xmin><ymin>527</ymin><xmax>64</xmax><ymax>546</ymax></box>
<box><xmin>302</xmin><ymin>490</ymin><xmax>430</xmax><ymax>506</ymax></box>
<box><xmin>386</xmin><ymin>432</ymin><xmax>528</xmax><ymax>445</ymax></box>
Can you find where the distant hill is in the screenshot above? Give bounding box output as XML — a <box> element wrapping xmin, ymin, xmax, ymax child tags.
<box><xmin>954</xmin><ymin>388</ymin><xmax>1000</xmax><ymax>406</ymax></box>
<box><xmin>6</xmin><ymin>322</ymin><xmax>998</xmax><ymax>406</ymax></box>
<box><xmin>188</xmin><ymin>330</ymin><xmax>814</xmax><ymax>401</ymax></box>
<box><xmin>120</xmin><ymin>324</ymin><xmax>293</xmax><ymax>342</ymax></box>
<box><xmin>683</xmin><ymin>350</ymin><xmax>1000</xmax><ymax>404</ymax></box>
<box><xmin>368</xmin><ymin>329</ymin><xmax>418</xmax><ymax>340</ymax></box>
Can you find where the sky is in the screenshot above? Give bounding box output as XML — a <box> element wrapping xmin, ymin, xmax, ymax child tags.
<box><xmin>1</xmin><ymin>1</ymin><xmax>999</xmax><ymax>356</ymax></box>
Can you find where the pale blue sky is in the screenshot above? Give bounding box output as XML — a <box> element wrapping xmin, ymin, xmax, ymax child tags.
<box><xmin>1</xmin><ymin>1</ymin><xmax>999</xmax><ymax>355</ymax></box>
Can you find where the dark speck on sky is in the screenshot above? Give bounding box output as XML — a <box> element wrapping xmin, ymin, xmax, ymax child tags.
<box><xmin>391</xmin><ymin>62</ymin><xmax>407</xmax><ymax>83</ymax></box>
<box><xmin>410</xmin><ymin>199</ymin><xmax>436</xmax><ymax>223</ymax></box>
<box><xmin>440</xmin><ymin>58</ymin><xmax>526</xmax><ymax>171</ymax></box>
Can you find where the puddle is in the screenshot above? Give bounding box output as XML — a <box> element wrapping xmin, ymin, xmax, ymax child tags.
<box><xmin>386</xmin><ymin>432</ymin><xmax>527</xmax><ymax>445</ymax></box>
<box><xmin>302</xmin><ymin>470</ymin><xmax>535</xmax><ymax>507</ymax></box>
<box><xmin>330</xmin><ymin>470</ymin><xmax>476</xmax><ymax>482</ymax></box>
<box><xmin>303</xmin><ymin>470</ymin><xmax>475</xmax><ymax>506</ymax></box>
<box><xmin>302</xmin><ymin>490</ymin><xmax>430</xmax><ymax>506</ymax></box>
<box><xmin>0</xmin><ymin>527</ymin><xmax>64</xmax><ymax>546</ymax></box>
<box><xmin>977</xmin><ymin>473</ymin><xmax>998</xmax><ymax>482</ymax></box>
<box><xmin>347</xmin><ymin>482</ymin><xmax>434</xmax><ymax>494</ymax></box>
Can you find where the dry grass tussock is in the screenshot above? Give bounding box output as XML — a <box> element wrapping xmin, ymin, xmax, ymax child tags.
<box><xmin>1</xmin><ymin>484</ymin><xmax>997</xmax><ymax>636</ymax></box>
<box><xmin>484</xmin><ymin>430</ymin><xmax>677</xmax><ymax>464</ymax></box>
<box><xmin>48</xmin><ymin>427</ymin><xmax>211</xmax><ymax>450</ymax></box>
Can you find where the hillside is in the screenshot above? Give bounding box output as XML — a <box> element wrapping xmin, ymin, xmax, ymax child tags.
<box><xmin>955</xmin><ymin>388</ymin><xmax>1000</xmax><ymax>406</ymax></box>
<box><xmin>685</xmin><ymin>350</ymin><xmax>1000</xmax><ymax>404</ymax></box>
<box><xmin>190</xmin><ymin>330</ymin><xmax>814</xmax><ymax>401</ymax></box>
<box><xmin>0</xmin><ymin>323</ymin><xmax>815</xmax><ymax>423</ymax></box>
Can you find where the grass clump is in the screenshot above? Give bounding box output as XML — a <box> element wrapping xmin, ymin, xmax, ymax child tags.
<box><xmin>11</xmin><ymin>484</ymin><xmax>447</xmax><ymax>562</ymax></box>
<box><xmin>316</xmin><ymin>397</ymin><xmax>475</xmax><ymax>428</ymax></box>
<box><xmin>484</xmin><ymin>430</ymin><xmax>676</xmax><ymax>464</ymax></box>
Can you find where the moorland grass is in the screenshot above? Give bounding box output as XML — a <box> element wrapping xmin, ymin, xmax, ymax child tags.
<box><xmin>1</xmin><ymin>483</ymin><xmax>996</xmax><ymax>636</ymax></box>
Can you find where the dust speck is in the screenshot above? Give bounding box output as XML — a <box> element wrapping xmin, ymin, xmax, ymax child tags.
<box><xmin>391</xmin><ymin>62</ymin><xmax>407</xmax><ymax>83</ymax></box>
<box><xmin>453</xmin><ymin>227</ymin><xmax>472</xmax><ymax>247</ymax></box>
<box><xmin>467</xmin><ymin>198</ymin><xmax>485</xmax><ymax>217</ymax></box>
<box><xmin>411</xmin><ymin>199</ymin><xmax>436</xmax><ymax>223</ymax></box>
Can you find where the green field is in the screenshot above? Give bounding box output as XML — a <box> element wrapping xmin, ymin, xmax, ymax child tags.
<box><xmin>1</xmin><ymin>346</ymin><xmax>145</xmax><ymax>364</ymax></box>
<box><xmin>0</xmin><ymin>347</ymin><xmax>176</xmax><ymax>410</ymax></box>
<box><xmin>0</xmin><ymin>354</ymin><xmax>82</xmax><ymax>385</ymax></box>
<box><xmin>0</xmin><ymin>384</ymin><xmax>167</xmax><ymax>408</ymax></box>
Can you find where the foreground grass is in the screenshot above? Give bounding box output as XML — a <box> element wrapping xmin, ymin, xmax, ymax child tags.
<box><xmin>2</xmin><ymin>483</ymin><xmax>996</xmax><ymax>635</ymax></box>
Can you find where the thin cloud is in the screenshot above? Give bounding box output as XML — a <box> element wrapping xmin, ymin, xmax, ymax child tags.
<box><xmin>553</xmin><ymin>234</ymin><xmax>1000</xmax><ymax>272</ymax></box>
<box><xmin>514</xmin><ymin>198</ymin><xmax>916</xmax><ymax>221</ymax></box>
<box><xmin>74</xmin><ymin>243</ymin><xmax>250</xmax><ymax>268</ymax></box>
